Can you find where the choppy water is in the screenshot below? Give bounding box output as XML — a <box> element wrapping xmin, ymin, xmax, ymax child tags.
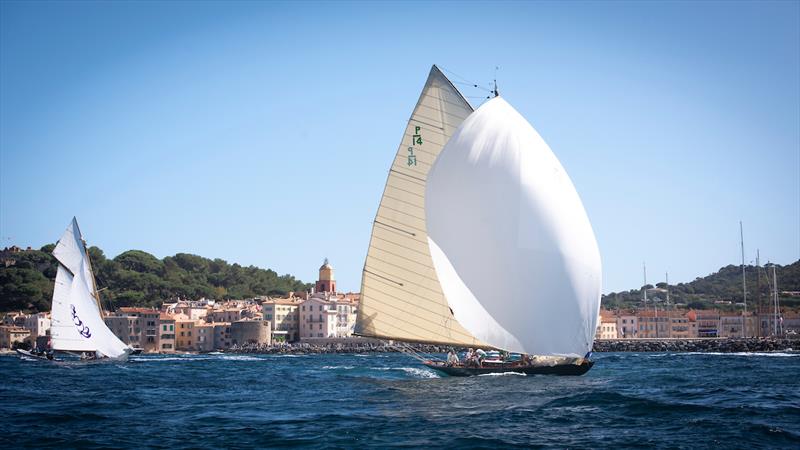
<box><xmin>2</xmin><ymin>351</ymin><xmax>799</xmax><ymax>448</ymax></box>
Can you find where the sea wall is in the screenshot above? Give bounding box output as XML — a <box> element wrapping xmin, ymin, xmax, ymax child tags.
<box><xmin>593</xmin><ymin>338</ymin><xmax>796</xmax><ymax>353</ymax></box>
<box><xmin>223</xmin><ymin>338</ymin><xmax>798</xmax><ymax>355</ymax></box>
<box><xmin>227</xmin><ymin>341</ymin><xmax>453</xmax><ymax>355</ymax></box>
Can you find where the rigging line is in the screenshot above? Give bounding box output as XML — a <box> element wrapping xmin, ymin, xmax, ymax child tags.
<box><xmin>451</xmin><ymin>80</ymin><xmax>494</xmax><ymax>92</ymax></box>
<box><xmin>440</xmin><ymin>66</ymin><xmax>493</xmax><ymax>91</ymax></box>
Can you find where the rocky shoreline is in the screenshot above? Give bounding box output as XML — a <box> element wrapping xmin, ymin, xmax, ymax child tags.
<box><xmin>227</xmin><ymin>341</ymin><xmax>453</xmax><ymax>355</ymax></box>
<box><xmin>592</xmin><ymin>338</ymin><xmax>797</xmax><ymax>353</ymax></box>
<box><xmin>224</xmin><ymin>338</ymin><xmax>798</xmax><ymax>355</ymax></box>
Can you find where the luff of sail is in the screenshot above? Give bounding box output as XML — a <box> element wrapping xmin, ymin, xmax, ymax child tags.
<box><xmin>426</xmin><ymin>97</ymin><xmax>602</xmax><ymax>357</ymax></box>
<box><xmin>50</xmin><ymin>218</ymin><xmax>130</xmax><ymax>358</ymax></box>
<box><xmin>356</xmin><ymin>66</ymin><xmax>485</xmax><ymax>347</ymax></box>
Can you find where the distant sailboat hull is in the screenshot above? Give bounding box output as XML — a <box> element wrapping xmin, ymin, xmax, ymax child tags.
<box><xmin>422</xmin><ymin>359</ymin><xmax>594</xmax><ymax>377</ymax></box>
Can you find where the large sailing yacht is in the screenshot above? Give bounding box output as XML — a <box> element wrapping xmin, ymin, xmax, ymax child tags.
<box><xmin>355</xmin><ymin>66</ymin><xmax>601</xmax><ymax>376</ymax></box>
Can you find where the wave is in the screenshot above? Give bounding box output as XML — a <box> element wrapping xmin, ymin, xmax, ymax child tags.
<box><xmin>684</xmin><ymin>352</ymin><xmax>800</xmax><ymax>357</ymax></box>
<box><xmin>371</xmin><ymin>366</ymin><xmax>440</xmax><ymax>379</ymax></box>
<box><xmin>321</xmin><ymin>365</ymin><xmax>355</xmax><ymax>370</ymax></box>
<box><xmin>217</xmin><ymin>355</ymin><xmax>262</xmax><ymax>361</ymax></box>
<box><xmin>477</xmin><ymin>371</ymin><xmax>527</xmax><ymax>377</ymax></box>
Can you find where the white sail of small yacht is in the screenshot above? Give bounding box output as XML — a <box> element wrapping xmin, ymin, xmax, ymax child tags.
<box><xmin>49</xmin><ymin>218</ymin><xmax>130</xmax><ymax>359</ymax></box>
<box><xmin>356</xmin><ymin>66</ymin><xmax>601</xmax><ymax>371</ymax></box>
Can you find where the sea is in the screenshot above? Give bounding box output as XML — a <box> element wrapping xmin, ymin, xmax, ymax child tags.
<box><xmin>2</xmin><ymin>351</ymin><xmax>799</xmax><ymax>449</ymax></box>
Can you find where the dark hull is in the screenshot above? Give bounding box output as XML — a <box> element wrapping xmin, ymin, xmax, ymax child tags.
<box><xmin>15</xmin><ymin>349</ymin><xmax>57</xmax><ymax>361</ymax></box>
<box><xmin>423</xmin><ymin>360</ymin><xmax>594</xmax><ymax>376</ymax></box>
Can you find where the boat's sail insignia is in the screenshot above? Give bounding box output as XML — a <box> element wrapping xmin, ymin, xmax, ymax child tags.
<box><xmin>356</xmin><ymin>65</ymin><xmax>485</xmax><ymax>347</ymax></box>
<box><xmin>425</xmin><ymin>97</ymin><xmax>602</xmax><ymax>357</ymax></box>
<box><xmin>50</xmin><ymin>218</ymin><xmax>130</xmax><ymax>358</ymax></box>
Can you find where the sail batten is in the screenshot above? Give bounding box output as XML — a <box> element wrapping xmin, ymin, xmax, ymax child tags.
<box><xmin>356</xmin><ymin>65</ymin><xmax>483</xmax><ymax>347</ymax></box>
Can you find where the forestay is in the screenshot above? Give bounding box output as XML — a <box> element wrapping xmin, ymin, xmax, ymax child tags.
<box><xmin>425</xmin><ymin>97</ymin><xmax>602</xmax><ymax>357</ymax></box>
<box><xmin>356</xmin><ymin>65</ymin><xmax>485</xmax><ymax>347</ymax></box>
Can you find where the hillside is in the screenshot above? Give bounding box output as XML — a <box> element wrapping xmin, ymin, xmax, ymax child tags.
<box><xmin>0</xmin><ymin>245</ymin><xmax>312</xmax><ymax>313</ymax></box>
<box><xmin>601</xmin><ymin>260</ymin><xmax>800</xmax><ymax>311</ymax></box>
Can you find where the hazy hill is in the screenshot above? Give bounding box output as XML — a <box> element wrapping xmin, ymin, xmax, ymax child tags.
<box><xmin>601</xmin><ymin>260</ymin><xmax>800</xmax><ymax>311</ymax></box>
<box><xmin>0</xmin><ymin>245</ymin><xmax>312</xmax><ymax>313</ymax></box>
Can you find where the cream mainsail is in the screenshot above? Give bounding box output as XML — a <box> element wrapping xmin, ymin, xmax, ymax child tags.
<box><xmin>50</xmin><ymin>218</ymin><xmax>130</xmax><ymax>358</ymax></box>
<box><xmin>355</xmin><ymin>65</ymin><xmax>485</xmax><ymax>347</ymax></box>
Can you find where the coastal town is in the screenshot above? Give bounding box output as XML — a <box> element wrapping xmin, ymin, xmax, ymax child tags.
<box><xmin>1</xmin><ymin>259</ymin><xmax>360</xmax><ymax>353</ymax></box>
<box><xmin>1</xmin><ymin>257</ymin><xmax>798</xmax><ymax>353</ymax></box>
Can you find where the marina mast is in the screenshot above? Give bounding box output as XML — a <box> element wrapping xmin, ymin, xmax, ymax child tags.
<box><xmin>739</xmin><ymin>221</ymin><xmax>748</xmax><ymax>338</ymax></box>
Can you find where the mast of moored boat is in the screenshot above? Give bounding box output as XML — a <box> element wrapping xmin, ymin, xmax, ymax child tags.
<box><xmin>772</xmin><ymin>264</ymin><xmax>779</xmax><ymax>336</ymax></box>
<box><xmin>666</xmin><ymin>272</ymin><xmax>671</xmax><ymax>339</ymax></box>
<box><xmin>739</xmin><ymin>221</ymin><xmax>747</xmax><ymax>338</ymax></box>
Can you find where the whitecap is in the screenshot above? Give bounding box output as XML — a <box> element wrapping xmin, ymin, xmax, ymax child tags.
<box><xmin>477</xmin><ymin>371</ymin><xmax>527</xmax><ymax>377</ymax></box>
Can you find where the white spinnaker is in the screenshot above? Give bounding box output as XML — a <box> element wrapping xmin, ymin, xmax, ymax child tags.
<box><xmin>426</xmin><ymin>97</ymin><xmax>602</xmax><ymax>357</ymax></box>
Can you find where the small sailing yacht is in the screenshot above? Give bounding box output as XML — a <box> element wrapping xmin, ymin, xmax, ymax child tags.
<box><xmin>43</xmin><ymin>218</ymin><xmax>132</xmax><ymax>360</ymax></box>
<box><xmin>355</xmin><ymin>66</ymin><xmax>601</xmax><ymax>376</ymax></box>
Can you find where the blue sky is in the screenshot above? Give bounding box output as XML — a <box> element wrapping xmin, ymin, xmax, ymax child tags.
<box><xmin>1</xmin><ymin>1</ymin><xmax>798</xmax><ymax>293</ymax></box>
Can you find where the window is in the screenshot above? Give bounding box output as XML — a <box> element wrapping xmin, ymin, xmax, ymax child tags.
<box><xmin>180</xmin><ymin>332</ymin><xmax>185</xmax><ymax>337</ymax></box>
<box><xmin>163</xmin><ymin>325</ymin><xmax>167</xmax><ymax>331</ymax></box>
<box><xmin>170</xmin><ymin>325</ymin><xmax>174</xmax><ymax>331</ymax></box>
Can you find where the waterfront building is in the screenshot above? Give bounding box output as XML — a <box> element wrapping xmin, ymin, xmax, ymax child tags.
<box><xmin>262</xmin><ymin>298</ymin><xmax>300</xmax><ymax>342</ymax></box>
<box><xmin>230</xmin><ymin>319</ymin><xmax>271</xmax><ymax>346</ymax></box>
<box><xmin>718</xmin><ymin>312</ymin><xmax>757</xmax><ymax>338</ymax></box>
<box><xmin>299</xmin><ymin>296</ymin><xmax>338</xmax><ymax>339</ymax></box>
<box><xmin>0</xmin><ymin>325</ymin><xmax>30</xmax><ymax>349</ymax></box>
<box><xmin>194</xmin><ymin>323</ymin><xmax>215</xmax><ymax>352</ymax></box>
<box><xmin>332</xmin><ymin>297</ymin><xmax>358</xmax><ymax>337</ymax></box>
<box><xmin>616</xmin><ymin>312</ymin><xmax>638</xmax><ymax>338</ymax></box>
<box><xmin>213</xmin><ymin>323</ymin><xmax>232</xmax><ymax>349</ymax></box>
<box><xmin>104</xmin><ymin>308</ymin><xmax>161</xmax><ymax>352</ymax></box>
<box><xmin>668</xmin><ymin>311</ymin><xmax>696</xmax><ymax>338</ymax></box>
<box><xmin>596</xmin><ymin>310</ymin><xmax>618</xmax><ymax>339</ymax></box>
<box><xmin>174</xmin><ymin>314</ymin><xmax>196</xmax><ymax>351</ymax></box>
<box><xmin>158</xmin><ymin>314</ymin><xmax>176</xmax><ymax>353</ymax></box>
<box><xmin>637</xmin><ymin>310</ymin><xmax>669</xmax><ymax>338</ymax></box>
<box><xmin>689</xmin><ymin>310</ymin><xmax>720</xmax><ymax>338</ymax></box>
<box><xmin>105</xmin><ymin>315</ymin><xmax>133</xmax><ymax>346</ymax></box>
<box><xmin>23</xmin><ymin>312</ymin><xmax>50</xmax><ymax>340</ymax></box>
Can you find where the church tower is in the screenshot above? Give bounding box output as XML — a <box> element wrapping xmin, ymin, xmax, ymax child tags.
<box><xmin>315</xmin><ymin>258</ymin><xmax>336</xmax><ymax>293</ymax></box>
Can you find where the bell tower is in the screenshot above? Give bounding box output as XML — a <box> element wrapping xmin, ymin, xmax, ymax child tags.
<box><xmin>315</xmin><ymin>258</ymin><xmax>336</xmax><ymax>293</ymax></box>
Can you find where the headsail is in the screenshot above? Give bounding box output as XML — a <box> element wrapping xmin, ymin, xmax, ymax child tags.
<box><xmin>426</xmin><ymin>97</ymin><xmax>602</xmax><ymax>357</ymax></box>
<box><xmin>356</xmin><ymin>65</ymin><xmax>485</xmax><ymax>347</ymax></box>
<box><xmin>50</xmin><ymin>218</ymin><xmax>130</xmax><ymax>358</ymax></box>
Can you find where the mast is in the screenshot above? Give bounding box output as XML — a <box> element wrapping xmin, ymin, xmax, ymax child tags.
<box><xmin>739</xmin><ymin>221</ymin><xmax>747</xmax><ymax>338</ymax></box>
<box><xmin>666</xmin><ymin>272</ymin><xmax>671</xmax><ymax>339</ymax></box>
<box><xmin>756</xmin><ymin>249</ymin><xmax>761</xmax><ymax>316</ymax></box>
<box><xmin>773</xmin><ymin>264</ymin><xmax>779</xmax><ymax>336</ymax></box>
<box><xmin>642</xmin><ymin>262</ymin><xmax>648</xmax><ymax>337</ymax></box>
